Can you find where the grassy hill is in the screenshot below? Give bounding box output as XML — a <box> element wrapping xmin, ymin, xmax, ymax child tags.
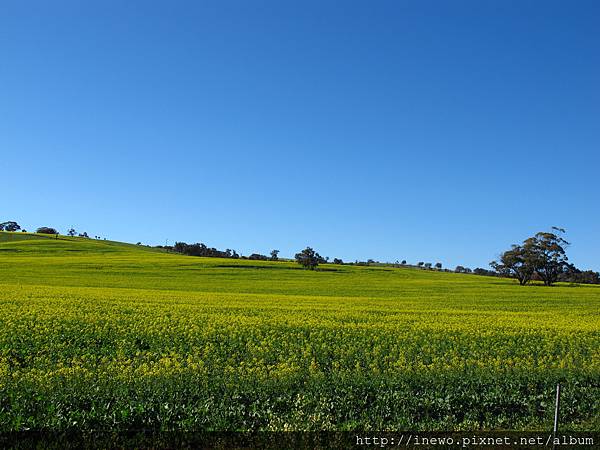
<box><xmin>0</xmin><ymin>231</ymin><xmax>599</xmax><ymax>432</ymax></box>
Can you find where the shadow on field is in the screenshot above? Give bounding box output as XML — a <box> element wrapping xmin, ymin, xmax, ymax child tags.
<box><xmin>214</xmin><ymin>264</ymin><xmax>341</xmax><ymax>272</ymax></box>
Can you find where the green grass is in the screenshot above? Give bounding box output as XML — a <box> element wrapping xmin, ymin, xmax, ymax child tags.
<box><xmin>0</xmin><ymin>231</ymin><xmax>598</xmax><ymax>431</ymax></box>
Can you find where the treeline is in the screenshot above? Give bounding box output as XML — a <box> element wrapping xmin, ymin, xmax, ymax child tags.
<box><xmin>2</xmin><ymin>220</ymin><xmax>598</xmax><ymax>284</ymax></box>
<box><xmin>403</xmin><ymin>229</ymin><xmax>599</xmax><ymax>285</ymax></box>
<box><xmin>164</xmin><ymin>242</ymin><xmax>283</xmax><ymax>262</ymax></box>
<box><xmin>0</xmin><ymin>221</ymin><xmax>102</xmax><ymax>239</ymax></box>
<box><xmin>167</xmin><ymin>243</ymin><xmax>334</xmax><ymax>268</ymax></box>
<box><xmin>171</xmin><ymin>242</ymin><xmax>240</xmax><ymax>259</ymax></box>
<box><xmin>490</xmin><ymin>228</ymin><xmax>599</xmax><ymax>286</ymax></box>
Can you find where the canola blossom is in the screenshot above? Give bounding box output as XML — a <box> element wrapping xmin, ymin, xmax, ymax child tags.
<box><xmin>0</xmin><ymin>233</ymin><xmax>599</xmax><ymax>431</ymax></box>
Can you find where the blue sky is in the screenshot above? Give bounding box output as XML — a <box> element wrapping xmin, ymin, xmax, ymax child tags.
<box><xmin>2</xmin><ymin>1</ymin><xmax>599</xmax><ymax>269</ymax></box>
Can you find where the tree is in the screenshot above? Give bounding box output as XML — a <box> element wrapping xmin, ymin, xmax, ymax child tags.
<box><xmin>558</xmin><ymin>264</ymin><xmax>599</xmax><ymax>284</ymax></box>
<box><xmin>295</xmin><ymin>247</ymin><xmax>321</xmax><ymax>270</ymax></box>
<box><xmin>435</xmin><ymin>262</ymin><xmax>442</xmax><ymax>270</ymax></box>
<box><xmin>401</xmin><ymin>260</ymin><xmax>407</xmax><ymax>265</ymax></box>
<box><xmin>0</xmin><ymin>221</ymin><xmax>21</xmax><ymax>232</ymax></box>
<box><xmin>473</xmin><ymin>267</ymin><xmax>494</xmax><ymax>276</ymax></box>
<box><xmin>270</xmin><ymin>250</ymin><xmax>280</xmax><ymax>261</ymax></box>
<box><xmin>417</xmin><ymin>262</ymin><xmax>424</xmax><ymax>267</ymax></box>
<box><xmin>524</xmin><ymin>229</ymin><xmax>569</xmax><ymax>286</ymax></box>
<box><xmin>455</xmin><ymin>265</ymin><xmax>465</xmax><ymax>273</ymax></box>
<box><xmin>78</xmin><ymin>232</ymin><xmax>89</xmax><ymax>238</ymax></box>
<box><xmin>424</xmin><ymin>263</ymin><xmax>432</xmax><ymax>269</ymax></box>
<box><xmin>248</xmin><ymin>253</ymin><xmax>269</xmax><ymax>261</ymax></box>
<box><xmin>36</xmin><ymin>227</ymin><xmax>58</xmax><ymax>235</ymax></box>
<box><xmin>571</xmin><ymin>270</ymin><xmax>600</xmax><ymax>284</ymax></box>
<box><xmin>68</xmin><ymin>228</ymin><xmax>76</xmax><ymax>237</ymax></box>
<box><xmin>333</xmin><ymin>258</ymin><xmax>343</xmax><ymax>265</ymax></box>
<box><xmin>491</xmin><ymin>228</ymin><xmax>571</xmax><ymax>287</ymax></box>
<box><xmin>490</xmin><ymin>245</ymin><xmax>535</xmax><ymax>285</ymax></box>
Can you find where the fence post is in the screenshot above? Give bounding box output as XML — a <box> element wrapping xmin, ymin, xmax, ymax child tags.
<box><xmin>552</xmin><ymin>383</ymin><xmax>561</xmax><ymax>449</ymax></box>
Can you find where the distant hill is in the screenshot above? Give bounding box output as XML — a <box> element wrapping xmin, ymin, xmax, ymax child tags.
<box><xmin>0</xmin><ymin>231</ymin><xmax>166</xmax><ymax>255</ymax></box>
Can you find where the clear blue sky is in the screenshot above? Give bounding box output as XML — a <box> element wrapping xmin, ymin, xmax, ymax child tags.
<box><xmin>2</xmin><ymin>1</ymin><xmax>599</xmax><ymax>269</ymax></box>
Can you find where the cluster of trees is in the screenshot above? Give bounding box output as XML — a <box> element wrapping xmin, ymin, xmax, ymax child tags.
<box><xmin>36</xmin><ymin>227</ymin><xmax>59</xmax><ymax>235</ymax></box>
<box><xmin>68</xmin><ymin>228</ymin><xmax>90</xmax><ymax>238</ymax></box>
<box><xmin>168</xmin><ymin>242</ymin><xmax>337</xmax><ymax>270</ymax></box>
<box><xmin>454</xmin><ymin>266</ymin><xmax>498</xmax><ymax>276</ymax></box>
<box><xmin>489</xmin><ymin>228</ymin><xmax>598</xmax><ymax>286</ymax></box>
<box><xmin>172</xmin><ymin>242</ymin><xmax>241</xmax><ymax>259</ymax></box>
<box><xmin>167</xmin><ymin>235</ymin><xmax>599</xmax><ymax>283</ymax></box>
<box><xmin>39</xmin><ymin>227</ymin><xmax>95</xmax><ymax>238</ymax></box>
<box><xmin>169</xmin><ymin>242</ymin><xmax>282</xmax><ymax>262</ymax></box>
<box><xmin>490</xmin><ymin>228</ymin><xmax>568</xmax><ymax>286</ymax></box>
<box><xmin>247</xmin><ymin>250</ymin><xmax>280</xmax><ymax>261</ymax></box>
<box><xmin>1</xmin><ymin>223</ymin><xmax>62</xmax><ymax>236</ymax></box>
<box><xmin>473</xmin><ymin>267</ymin><xmax>497</xmax><ymax>277</ymax></box>
<box><xmin>557</xmin><ymin>264</ymin><xmax>600</xmax><ymax>284</ymax></box>
<box><xmin>0</xmin><ymin>221</ymin><xmax>97</xmax><ymax>239</ymax></box>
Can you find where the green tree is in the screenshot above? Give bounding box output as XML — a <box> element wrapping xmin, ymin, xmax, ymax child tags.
<box><xmin>295</xmin><ymin>247</ymin><xmax>321</xmax><ymax>270</ymax></box>
<box><xmin>491</xmin><ymin>245</ymin><xmax>536</xmax><ymax>285</ymax></box>
<box><xmin>0</xmin><ymin>221</ymin><xmax>21</xmax><ymax>232</ymax></box>
<box><xmin>524</xmin><ymin>228</ymin><xmax>569</xmax><ymax>286</ymax></box>
<box><xmin>36</xmin><ymin>227</ymin><xmax>58</xmax><ymax>235</ymax></box>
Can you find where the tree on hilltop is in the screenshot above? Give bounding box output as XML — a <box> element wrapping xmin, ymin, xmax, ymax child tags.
<box><xmin>36</xmin><ymin>227</ymin><xmax>58</xmax><ymax>235</ymax></box>
<box><xmin>270</xmin><ymin>250</ymin><xmax>280</xmax><ymax>261</ymax></box>
<box><xmin>0</xmin><ymin>221</ymin><xmax>21</xmax><ymax>232</ymax></box>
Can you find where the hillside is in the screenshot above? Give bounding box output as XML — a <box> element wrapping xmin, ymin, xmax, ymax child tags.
<box><xmin>1</xmin><ymin>231</ymin><xmax>597</xmax><ymax>301</ymax></box>
<box><xmin>0</xmin><ymin>231</ymin><xmax>599</xmax><ymax>432</ymax></box>
<box><xmin>0</xmin><ymin>231</ymin><xmax>166</xmax><ymax>253</ymax></box>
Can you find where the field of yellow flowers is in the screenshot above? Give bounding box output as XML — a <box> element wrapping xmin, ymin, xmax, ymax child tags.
<box><xmin>0</xmin><ymin>232</ymin><xmax>599</xmax><ymax>431</ymax></box>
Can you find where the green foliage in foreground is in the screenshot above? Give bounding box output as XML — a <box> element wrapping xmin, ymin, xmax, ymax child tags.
<box><xmin>0</xmin><ymin>232</ymin><xmax>599</xmax><ymax>431</ymax></box>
